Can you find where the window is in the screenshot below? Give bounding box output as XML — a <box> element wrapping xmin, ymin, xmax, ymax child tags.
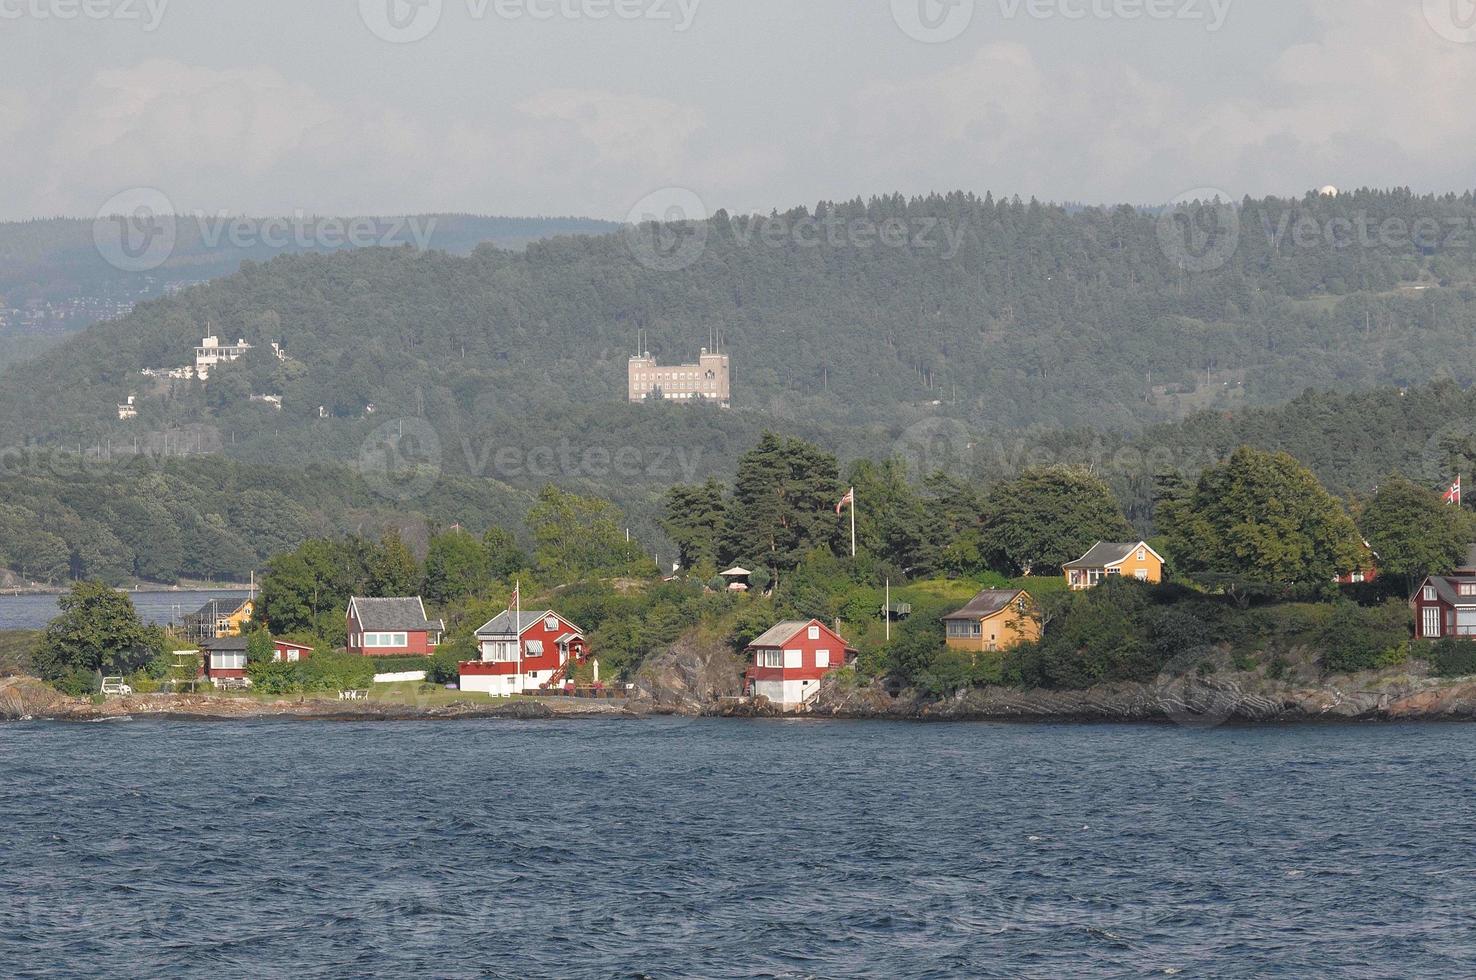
<box><xmin>971</xmin><ymin>622</ymin><xmax>982</xmax><ymax>636</ymax></box>
<box><xmin>287</xmin><ymin>650</ymin><xmax>301</xmax><ymax>663</ymax></box>
<box><xmin>807</xmin><ymin>625</ymin><xmax>820</xmax><ymax>640</ymax></box>
<box><xmin>545</xmin><ymin>616</ymin><xmax>559</xmax><ymax>630</ymax></box>
<box><xmin>1137</xmin><ymin>547</ymin><xmax>1146</xmax><ymax>561</ymax></box>
<box><xmin>816</xmin><ymin>650</ymin><xmax>830</xmax><ymax>668</ymax></box>
<box><xmin>757</xmin><ymin>650</ymin><xmax>781</xmax><ymax>668</ymax></box>
<box><xmin>1424</xmin><ymin>607</ymin><xmax>1442</xmax><ymax>638</ymax></box>
<box><xmin>211</xmin><ymin>652</ymin><xmax>245</xmax><ymax>670</ymax></box>
<box><xmin>1088</xmin><ymin>570</ymin><xmax>1102</xmax><ymax>585</ymax></box>
<box><xmin>1461</xmin><ymin>584</ymin><xmax>1476</xmax><ymax>597</ymax></box>
<box><xmin>784</xmin><ymin>649</ymin><xmax>803</xmax><ymax>669</ymax></box>
<box><xmin>1424</xmin><ymin>586</ymin><xmax>1438</xmax><ymax>601</ymax></box>
<box><xmin>1134</xmin><ymin>569</ymin><xmax>1149</xmax><ymax>581</ymax></box>
<box><xmin>364</xmin><ymin>632</ymin><xmax>407</xmax><ymax>648</ymax></box>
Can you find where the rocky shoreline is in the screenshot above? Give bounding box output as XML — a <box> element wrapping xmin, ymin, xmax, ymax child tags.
<box><xmin>9</xmin><ymin>665</ymin><xmax>1476</xmax><ymax>726</ymax></box>
<box><xmin>0</xmin><ymin>677</ymin><xmax>648</xmax><ymax>723</ymax></box>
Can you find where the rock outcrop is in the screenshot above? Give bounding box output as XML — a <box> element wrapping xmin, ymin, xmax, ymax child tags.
<box><xmin>630</xmin><ymin>630</ymin><xmax>748</xmax><ymax>715</ymax></box>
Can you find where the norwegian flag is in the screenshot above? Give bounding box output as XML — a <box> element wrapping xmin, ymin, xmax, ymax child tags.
<box><xmin>835</xmin><ymin>487</ymin><xmax>855</xmax><ymax>515</ymax></box>
<box><xmin>1445</xmin><ymin>476</ymin><xmax>1463</xmax><ymax>507</ymax></box>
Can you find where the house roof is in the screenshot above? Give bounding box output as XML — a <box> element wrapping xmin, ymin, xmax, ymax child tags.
<box><xmin>944</xmin><ymin>589</ymin><xmax>1028</xmax><ymax>621</ymax></box>
<box><xmin>1063</xmin><ymin>541</ymin><xmax>1161</xmax><ymax>570</ymax></box>
<box><xmin>475</xmin><ymin>610</ymin><xmax>584</xmax><ymax>638</ymax></box>
<box><xmin>188</xmin><ymin>596</ymin><xmax>253</xmax><ymax>619</ymax></box>
<box><xmin>202</xmin><ymin>636</ymin><xmax>249</xmax><ymax>652</ymax></box>
<box><xmin>274</xmin><ymin>639</ymin><xmax>314</xmax><ymax>651</ymax></box>
<box><xmin>746</xmin><ymin>619</ymin><xmax>855</xmax><ymax>651</ymax></box>
<box><xmin>720</xmin><ymin>567</ymin><xmax>752</xmax><ymax>577</ymax></box>
<box><xmin>1422</xmin><ymin>576</ymin><xmax>1476</xmax><ymax>606</ymax></box>
<box><xmin>348</xmin><ymin>597</ymin><xmax>444</xmax><ymax>632</ymax></box>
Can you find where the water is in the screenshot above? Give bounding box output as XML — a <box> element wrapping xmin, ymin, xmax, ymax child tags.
<box><xmin>0</xmin><ymin>590</ymin><xmax>248</xmax><ymax>631</ymax></box>
<box><xmin>2</xmin><ymin>718</ymin><xmax>1474</xmax><ymax>978</ymax></box>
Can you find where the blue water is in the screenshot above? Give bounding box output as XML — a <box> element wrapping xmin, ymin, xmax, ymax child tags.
<box><xmin>2</xmin><ymin>718</ymin><xmax>1474</xmax><ymax>978</ymax></box>
<box><xmin>0</xmin><ymin>590</ymin><xmax>248</xmax><ymax>631</ymax></box>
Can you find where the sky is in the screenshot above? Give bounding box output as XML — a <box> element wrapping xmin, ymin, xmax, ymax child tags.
<box><xmin>2</xmin><ymin>0</ymin><xmax>1475</xmax><ymax>222</ymax></box>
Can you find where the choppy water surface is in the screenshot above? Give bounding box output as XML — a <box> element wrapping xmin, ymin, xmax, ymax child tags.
<box><xmin>2</xmin><ymin>718</ymin><xmax>1474</xmax><ymax>977</ymax></box>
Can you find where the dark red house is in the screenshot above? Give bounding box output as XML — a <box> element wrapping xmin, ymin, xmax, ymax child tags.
<box><xmin>744</xmin><ymin>619</ymin><xmax>857</xmax><ymax>710</ymax></box>
<box><xmin>345</xmin><ymin>597</ymin><xmax>444</xmax><ymax>657</ymax></box>
<box><xmin>272</xmin><ymin>639</ymin><xmax>313</xmax><ymax>663</ymax></box>
<box><xmin>200</xmin><ymin>636</ymin><xmax>249</xmax><ymax>687</ymax></box>
<box><xmin>1412</xmin><ymin>575</ymin><xmax>1476</xmax><ymax>640</ymax></box>
<box><xmin>459</xmin><ymin>609</ymin><xmax>588</xmax><ymax>695</ymax></box>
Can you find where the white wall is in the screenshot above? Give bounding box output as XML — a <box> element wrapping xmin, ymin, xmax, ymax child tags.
<box><xmin>373</xmin><ymin>671</ymin><xmax>427</xmax><ymax>684</ymax></box>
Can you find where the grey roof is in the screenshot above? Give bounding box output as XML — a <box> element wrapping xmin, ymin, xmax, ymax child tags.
<box><xmin>1423</xmin><ymin>576</ymin><xmax>1476</xmax><ymax>606</ymax></box>
<box><xmin>1063</xmin><ymin>542</ymin><xmax>1144</xmax><ymax>569</ymax></box>
<box><xmin>349</xmin><ymin>597</ymin><xmax>443</xmax><ymax>632</ymax></box>
<box><xmin>189</xmin><ymin>596</ymin><xmax>252</xmax><ymax>619</ymax></box>
<box><xmin>475</xmin><ymin>610</ymin><xmax>582</xmax><ymax>637</ymax></box>
<box><xmin>201</xmin><ymin>635</ymin><xmax>249</xmax><ymax>652</ymax></box>
<box><xmin>944</xmin><ymin>589</ymin><xmax>1027</xmax><ymax>621</ymax></box>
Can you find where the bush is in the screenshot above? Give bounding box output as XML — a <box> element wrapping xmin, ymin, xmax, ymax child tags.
<box><xmin>427</xmin><ymin>648</ymin><xmax>461</xmax><ymax>685</ymax></box>
<box><xmin>1318</xmin><ymin>600</ymin><xmax>1410</xmax><ymax>674</ymax></box>
<box><xmin>1428</xmin><ymin>638</ymin><xmax>1476</xmax><ymax>678</ymax></box>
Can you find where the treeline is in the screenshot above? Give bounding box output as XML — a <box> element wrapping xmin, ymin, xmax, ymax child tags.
<box><xmin>0</xmin><ymin>454</ymin><xmax>529</xmax><ymax>585</ymax></box>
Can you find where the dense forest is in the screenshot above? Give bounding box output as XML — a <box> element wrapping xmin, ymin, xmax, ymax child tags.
<box><xmin>0</xmin><ymin>454</ymin><xmax>528</xmax><ymax>586</ymax></box>
<box><xmin>4</xmin><ymin>188</ymin><xmax>1476</xmax><ymax>450</ymax></box>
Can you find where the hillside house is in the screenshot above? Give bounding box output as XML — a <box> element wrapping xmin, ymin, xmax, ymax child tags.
<box><xmin>1412</xmin><ymin>575</ymin><xmax>1476</xmax><ymax>639</ymax></box>
<box><xmin>194</xmin><ymin>334</ymin><xmax>252</xmax><ymax>381</ymax></box>
<box><xmin>345</xmin><ymin>597</ymin><xmax>444</xmax><ymax>656</ymax></box>
<box><xmin>460</xmin><ymin>610</ymin><xmax>588</xmax><ymax>695</ymax></box>
<box><xmin>272</xmin><ymin>639</ymin><xmax>313</xmax><ymax>663</ymax></box>
<box><xmin>200</xmin><ymin>636</ymin><xmax>249</xmax><ymax>688</ymax></box>
<box><xmin>743</xmin><ymin>619</ymin><xmax>857</xmax><ymax>710</ymax></box>
<box><xmin>1064</xmin><ymin>541</ymin><xmax>1164</xmax><ymax>590</ymax></box>
<box><xmin>943</xmin><ymin>589</ymin><xmax>1039</xmax><ymax>653</ymax></box>
<box><xmin>179</xmin><ymin>596</ymin><xmax>255</xmax><ymax>642</ymax></box>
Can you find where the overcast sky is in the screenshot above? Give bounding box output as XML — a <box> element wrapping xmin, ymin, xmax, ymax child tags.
<box><xmin>2</xmin><ymin>0</ymin><xmax>1474</xmax><ymax>222</ymax></box>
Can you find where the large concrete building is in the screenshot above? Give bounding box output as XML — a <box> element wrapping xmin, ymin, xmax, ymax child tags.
<box><xmin>627</xmin><ymin>348</ymin><xmax>730</xmax><ymax>407</ymax></box>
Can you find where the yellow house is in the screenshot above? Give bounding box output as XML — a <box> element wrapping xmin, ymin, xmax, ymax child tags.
<box><xmin>1063</xmin><ymin>541</ymin><xmax>1164</xmax><ymax>590</ymax></box>
<box><xmin>943</xmin><ymin>589</ymin><xmax>1040</xmax><ymax>653</ymax></box>
<box><xmin>180</xmin><ymin>596</ymin><xmax>256</xmax><ymax>641</ymax></box>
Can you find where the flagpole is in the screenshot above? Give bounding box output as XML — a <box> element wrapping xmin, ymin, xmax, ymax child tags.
<box><xmin>515</xmin><ymin>578</ymin><xmax>522</xmax><ymax>695</ymax></box>
<box><xmin>850</xmin><ymin>489</ymin><xmax>856</xmax><ymax>558</ymax></box>
<box><xmin>885</xmin><ymin>578</ymin><xmax>891</xmax><ymax>642</ymax></box>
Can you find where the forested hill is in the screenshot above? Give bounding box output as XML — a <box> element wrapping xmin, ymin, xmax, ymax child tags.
<box><xmin>4</xmin><ymin>188</ymin><xmax>1476</xmax><ymax>456</ymax></box>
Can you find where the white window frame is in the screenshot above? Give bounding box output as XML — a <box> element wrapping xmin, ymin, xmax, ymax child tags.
<box><xmin>1424</xmin><ymin>586</ymin><xmax>1438</xmax><ymax>601</ymax></box>
<box><xmin>816</xmin><ymin>650</ymin><xmax>830</xmax><ymax>669</ymax></box>
<box><xmin>365</xmin><ymin>632</ymin><xmax>407</xmax><ymax>648</ymax></box>
<box><xmin>545</xmin><ymin>616</ymin><xmax>559</xmax><ymax>630</ymax></box>
<box><xmin>1137</xmin><ymin>547</ymin><xmax>1147</xmax><ymax>561</ymax></box>
<box><xmin>807</xmin><ymin>625</ymin><xmax>820</xmax><ymax>640</ymax></box>
<box><xmin>1134</xmin><ymin>569</ymin><xmax>1149</xmax><ymax>581</ymax></box>
<box><xmin>1424</xmin><ymin>606</ymin><xmax>1442</xmax><ymax>638</ymax></box>
<box><xmin>757</xmin><ymin>650</ymin><xmax>782</xmax><ymax>668</ymax></box>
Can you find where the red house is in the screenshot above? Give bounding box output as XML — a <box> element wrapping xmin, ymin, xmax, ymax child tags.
<box><xmin>272</xmin><ymin>639</ymin><xmax>313</xmax><ymax>663</ymax></box>
<box><xmin>1336</xmin><ymin>539</ymin><xmax>1380</xmax><ymax>585</ymax></box>
<box><xmin>345</xmin><ymin>597</ymin><xmax>444</xmax><ymax>657</ymax></box>
<box><xmin>1412</xmin><ymin>575</ymin><xmax>1476</xmax><ymax>640</ymax></box>
<box><xmin>459</xmin><ymin>609</ymin><xmax>588</xmax><ymax>696</ymax></box>
<box><xmin>200</xmin><ymin>636</ymin><xmax>249</xmax><ymax>688</ymax></box>
<box><xmin>744</xmin><ymin>619</ymin><xmax>857</xmax><ymax>710</ymax></box>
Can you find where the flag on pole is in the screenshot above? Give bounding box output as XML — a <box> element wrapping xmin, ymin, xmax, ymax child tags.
<box><xmin>1445</xmin><ymin>476</ymin><xmax>1463</xmax><ymax>507</ymax></box>
<box><xmin>835</xmin><ymin>487</ymin><xmax>855</xmax><ymax>515</ymax></box>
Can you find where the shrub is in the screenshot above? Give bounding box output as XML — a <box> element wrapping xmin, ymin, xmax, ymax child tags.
<box><xmin>1318</xmin><ymin>600</ymin><xmax>1410</xmax><ymax>674</ymax></box>
<box><xmin>1428</xmin><ymin>638</ymin><xmax>1476</xmax><ymax>678</ymax></box>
